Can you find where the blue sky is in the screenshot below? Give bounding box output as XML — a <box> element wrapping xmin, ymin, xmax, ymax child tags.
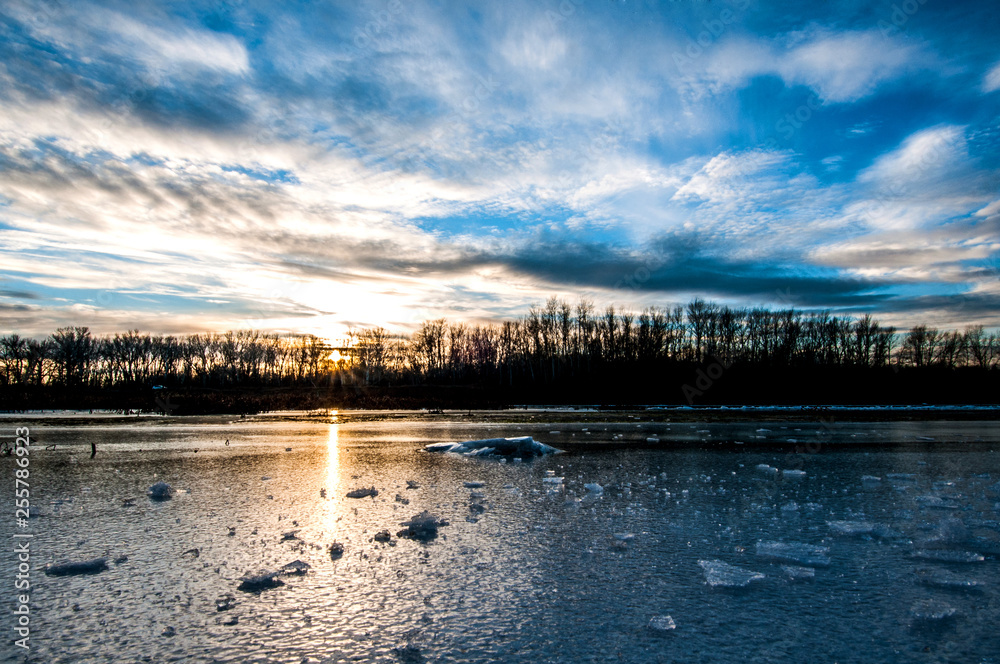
<box><xmin>1</xmin><ymin>0</ymin><xmax>998</xmax><ymax>338</ymax></box>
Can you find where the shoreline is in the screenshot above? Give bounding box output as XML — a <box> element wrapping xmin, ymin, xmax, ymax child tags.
<box><xmin>2</xmin><ymin>404</ymin><xmax>999</xmax><ymax>426</ymax></box>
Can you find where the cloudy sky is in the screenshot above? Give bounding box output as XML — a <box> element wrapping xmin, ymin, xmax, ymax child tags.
<box><xmin>1</xmin><ymin>0</ymin><xmax>998</xmax><ymax>339</ymax></box>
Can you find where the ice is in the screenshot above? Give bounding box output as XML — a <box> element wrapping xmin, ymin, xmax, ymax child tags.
<box><xmin>425</xmin><ymin>436</ymin><xmax>562</xmax><ymax>459</ymax></box>
<box><xmin>698</xmin><ymin>560</ymin><xmax>765</xmax><ymax>588</ymax></box>
<box><xmin>915</xmin><ymin>569</ymin><xmax>984</xmax><ymax>591</ymax></box>
<box><xmin>782</xmin><ymin>470</ymin><xmax>806</xmax><ymax>480</ymax></box>
<box><xmin>397</xmin><ymin>511</ymin><xmax>449</xmax><ymax>542</ymax></box>
<box><xmin>215</xmin><ymin>595</ymin><xmax>236</xmax><ymax>612</ymax></box>
<box><xmin>861</xmin><ymin>476</ymin><xmax>882</xmax><ymax>488</ymax></box>
<box><xmin>781</xmin><ymin>565</ymin><xmax>815</xmax><ymax>580</ymax></box>
<box><xmin>755</xmin><ymin>541</ymin><xmax>831</xmax><ymax>567</ymax></box>
<box><xmin>584</xmin><ymin>483</ymin><xmax>604</xmax><ymax>495</ymax></box>
<box><xmin>886</xmin><ymin>473</ymin><xmax>917</xmax><ymax>482</ymax></box>
<box><xmin>44</xmin><ymin>557</ymin><xmax>108</xmax><ymax>577</ymax></box>
<box><xmin>910</xmin><ymin>599</ymin><xmax>959</xmax><ymax>623</ymax></box>
<box><xmin>237</xmin><ymin>571</ymin><xmax>285</xmax><ymax>593</ymax></box>
<box><xmin>756</xmin><ymin>464</ymin><xmax>778</xmax><ymax>477</ymax></box>
<box><xmin>910</xmin><ymin>549</ymin><xmax>984</xmax><ymax>563</ymax></box>
<box><xmin>648</xmin><ymin>615</ymin><xmax>676</xmax><ymax>631</ymax></box>
<box><xmin>280</xmin><ymin>560</ymin><xmax>311</xmax><ymax>576</ymax></box>
<box><xmin>542</xmin><ymin>476</ymin><xmax>564</xmax><ymax>485</ymax></box>
<box><xmin>827</xmin><ymin>521</ymin><xmax>901</xmax><ymax>539</ymax></box>
<box><xmin>916</xmin><ymin>495</ymin><xmax>959</xmax><ymax>510</ymax></box>
<box><xmin>328</xmin><ymin>542</ymin><xmax>345</xmax><ymax>559</ymax></box>
<box><xmin>373</xmin><ymin>530</ymin><xmax>392</xmax><ymax>542</ymax></box>
<box><xmin>147</xmin><ymin>481</ymin><xmax>173</xmax><ymax>501</ymax></box>
<box><xmin>463</xmin><ymin>481</ymin><xmax>484</xmax><ymax>488</ymax></box>
<box><xmin>346</xmin><ymin>487</ymin><xmax>378</xmax><ymax>499</ymax></box>
<box><xmin>919</xmin><ymin>517</ymin><xmax>969</xmax><ymax>548</ymax></box>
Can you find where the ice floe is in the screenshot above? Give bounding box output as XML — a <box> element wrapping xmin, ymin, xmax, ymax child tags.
<box><xmin>781</xmin><ymin>565</ymin><xmax>815</xmax><ymax>580</ymax></box>
<box><xmin>915</xmin><ymin>569</ymin><xmax>984</xmax><ymax>591</ymax></box>
<box><xmin>755</xmin><ymin>541</ymin><xmax>831</xmax><ymax>567</ymax></box>
<box><xmin>698</xmin><ymin>559</ymin><xmax>765</xmax><ymax>587</ymax></box>
<box><xmin>648</xmin><ymin>615</ymin><xmax>676</xmax><ymax>631</ymax></box>
<box><xmin>44</xmin><ymin>558</ymin><xmax>108</xmax><ymax>577</ymax></box>
<box><xmin>910</xmin><ymin>549</ymin><xmax>984</xmax><ymax>563</ymax></box>
<box><xmin>346</xmin><ymin>487</ymin><xmax>378</xmax><ymax>499</ymax></box>
<box><xmin>147</xmin><ymin>481</ymin><xmax>173</xmax><ymax>501</ymax></box>
<box><xmin>827</xmin><ymin>521</ymin><xmax>901</xmax><ymax>539</ymax></box>
<box><xmin>280</xmin><ymin>560</ymin><xmax>311</xmax><ymax>576</ymax></box>
<box><xmin>425</xmin><ymin>436</ymin><xmax>561</xmax><ymax>459</ymax></box>
<box><xmin>237</xmin><ymin>571</ymin><xmax>284</xmax><ymax>593</ymax></box>
<box><xmin>909</xmin><ymin>599</ymin><xmax>959</xmax><ymax>623</ymax></box>
<box><xmin>397</xmin><ymin>511</ymin><xmax>449</xmax><ymax>542</ymax></box>
<box><xmin>782</xmin><ymin>469</ymin><xmax>806</xmax><ymax>480</ymax></box>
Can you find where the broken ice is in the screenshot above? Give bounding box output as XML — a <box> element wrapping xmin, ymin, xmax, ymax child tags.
<box><xmin>698</xmin><ymin>559</ymin><xmax>765</xmax><ymax>588</ymax></box>
<box><xmin>425</xmin><ymin>436</ymin><xmax>562</xmax><ymax>459</ymax></box>
<box><xmin>755</xmin><ymin>541</ymin><xmax>831</xmax><ymax>567</ymax></box>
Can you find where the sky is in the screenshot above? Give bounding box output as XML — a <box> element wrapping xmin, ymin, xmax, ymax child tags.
<box><xmin>1</xmin><ymin>0</ymin><xmax>998</xmax><ymax>340</ymax></box>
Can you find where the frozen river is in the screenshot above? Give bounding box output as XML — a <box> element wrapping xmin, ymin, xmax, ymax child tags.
<box><xmin>3</xmin><ymin>414</ymin><xmax>1000</xmax><ymax>663</ymax></box>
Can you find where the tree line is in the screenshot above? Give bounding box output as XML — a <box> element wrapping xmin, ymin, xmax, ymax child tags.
<box><xmin>1</xmin><ymin>298</ymin><xmax>997</xmax><ymax>397</ymax></box>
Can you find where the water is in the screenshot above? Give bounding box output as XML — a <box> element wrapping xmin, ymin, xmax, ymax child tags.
<box><xmin>3</xmin><ymin>415</ymin><xmax>1000</xmax><ymax>663</ymax></box>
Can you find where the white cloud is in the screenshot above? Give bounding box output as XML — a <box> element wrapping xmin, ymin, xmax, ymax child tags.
<box><xmin>983</xmin><ymin>60</ymin><xmax>1000</xmax><ymax>93</ymax></box>
<box><xmin>689</xmin><ymin>28</ymin><xmax>935</xmax><ymax>103</ymax></box>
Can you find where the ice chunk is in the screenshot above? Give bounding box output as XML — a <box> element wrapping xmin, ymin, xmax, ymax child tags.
<box><xmin>915</xmin><ymin>495</ymin><xmax>959</xmax><ymax>510</ymax></box>
<box><xmin>584</xmin><ymin>483</ymin><xmax>604</xmax><ymax>495</ymax></box>
<box><xmin>425</xmin><ymin>436</ymin><xmax>561</xmax><ymax>459</ymax></box>
<box><xmin>397</xmin><ymin>511</ymin><xmax>449</xmax><ymax>542</ymax></box>
<box><xmin>215</xmin><ymin>595</ymin><xmax>236</xmax><ymax>612</ymax></box>
<box><xmin>755</xmin><ymin>541</ymin><xmax>831</xmax><ymax>567</ymax></box>
<box><xmin>328</xmin><ymin>542</ymin><xmax>345</xmax><ymax>559</ymax></box>
<box><xmin>279</xmin><ymin>560</ymin><xmax>311</xmax><ymax>576</ymax></box>
<box><xmin>782</xmin><ymin>470</ymin><xmax>806</xmax><ymax>480</ymax></box>
<box><xmin>147</xmin><ymin>481</ymin><xmax>173</xmax><ymax>501</ymax></box>
<box><xmin>346</xmin><ymin>487</ymin><xmax>378</xmax><ymax>499</ymax></box>
<box><xmin>756</xmin><ymin>464</ymin><xmax>779</xmax><ymax>477</ymax></box>
<box><xmin>542</xmin><ymin>476</ymin><xmax>564</xmax><ymax>485</ymax></box>
<box><xmin>698</xmin><ymin>560</ymin><xmax>765</xmax><ymax>588</ymax></box>
<box><xmin>781</xmin><ymin>565</ymin><xmax>815</xmax><ymax>580</ymax></box>
<box><xmin>861</xmin><ymin>476</ymin><xmax>882</xmax><ymax>488</ymax></box>
<box><xmin>463</xmin><ymin>481</ymin><xmax>484</xmax><ymax>488</ymax></box>
<box><xmin>827</xmin><ymin>521</ymin><xmax>900</xmax><ymax>539</ymax></box>
<box><xmin>910</xmin><ymin>599</ymin><xmax>958</xmax><ymax>623</ymax></box>
<box><xmin>44</xmin><ymin>558</ymin><xmax>108</xmax><ymax>577</ymax></box>
<box><xmin>237</xmin><ymin>571</ymin><xmax>284</xmax><ymax>593</ymax></box>
<box><xmin>646</xmin><ymin>437</ymin><xmax>659</xmax><ymax>443</ymax></box>
<box><xmin>373</xmin><ymin>530</ymin><xmax>392</xmax><ymax>543</ymax></box>
<box><xmin>919</xmin><ymin>517</ymin><xmax>969</xmax><ymax>548</ymax></box>
<box><xmin>910</xmin><ymin>550</ymin><xmax>984</xmax><ymax>563</ymax></box>
<box><xmin>648</xmin><ymin>615</ymin><xmax>676</xmax><ymax>631</ymax></box>
<box><xmin>915</xmin><ymin>569</ymin><xmax>984</xmax><ymax>591</ymax></box>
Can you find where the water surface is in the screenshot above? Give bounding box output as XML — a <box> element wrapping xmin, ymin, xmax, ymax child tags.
<box><xmin>3</xmin><ymin>416</ymin><xmax>1000</xmax><ymax>663</ymax></box>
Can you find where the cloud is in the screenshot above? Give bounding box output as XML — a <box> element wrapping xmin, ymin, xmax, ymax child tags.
<box><xmin>983</xmin><ymin>60</ymin><xmax>1000</xmax><ymax>93</ymax></box>
<box><xmin>690</xmin><ymin>28</ymin><xmax>936</xmax><ymax>103</ymax></box>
